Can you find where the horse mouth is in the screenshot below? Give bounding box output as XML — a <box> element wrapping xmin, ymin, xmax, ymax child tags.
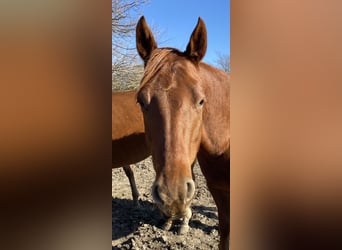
<box><xmin>162</xmin><ymin>211</ymin><xmax>186</xmax><ymax>221</ymax></box>
<box><xmin>156</xmin><ymin>202</ymin><xmax>190</xmax><ymax>220</ymax></box>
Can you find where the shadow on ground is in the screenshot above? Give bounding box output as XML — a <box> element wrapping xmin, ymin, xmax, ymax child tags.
<box><xmin>112</xmin><ymin>198</ymin><xmax>219</xmax><ymax>242</ymax></box>
<box><xmin>112</xmin><ymin>198</ymin><xmax>162</xmax><ymax>241</ymax></box>
<box><xmin>190</xmin><ymin>205</ymin><xmax>219</xmax><ymax>233</ymax></box>
<box><xmin>192</xmin><ymin>205</ymin><xmax>218</xmax><ymax>219</ymax></box>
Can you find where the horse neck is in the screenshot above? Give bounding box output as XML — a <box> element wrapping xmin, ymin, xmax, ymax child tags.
<box><xmin>112</xmin><ymin>90</ymin><xmax>145</xmax><ymax>140</ymax></box>
<box><xmin>199</xmin><ymin>64</ymin><xmax>230</xmax><ymax>156</ymax></box>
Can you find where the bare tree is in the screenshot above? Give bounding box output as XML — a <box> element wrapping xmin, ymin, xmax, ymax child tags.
<box><xmin>215</xmin><ymin>53</ymin><xmax>230</xmax><ymax>73</ymax></box>
<box><xmin>112</xmin><ymin>0</ymin><xmax>147</xmax><ymax>61</ymax></box>
<box><xmin>112</xmin><ymin>0</ymin><xmax>166</xmax><ymax>90</ymax></box>
<box><xmin>112</xmin><ymin>63</ymin><xmax>144</xmax><ymax>90</ymax></box>
<box><xmin>112</xmin><ymin>0</ymin><xmax>148</xmax><ymax>90</ymax></box>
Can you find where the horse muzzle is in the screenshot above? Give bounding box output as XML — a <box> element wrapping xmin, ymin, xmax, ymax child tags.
<box><xmin>152</xmin><ymin>178</ymin><xmax>195</xmax><ymax>217</ymax></box>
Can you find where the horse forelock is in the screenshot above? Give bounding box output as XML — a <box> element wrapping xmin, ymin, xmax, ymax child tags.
<box><xmin>138</xmin><ymin>48</ymin><xmax>181</xmax><ymax>91</ymax></box>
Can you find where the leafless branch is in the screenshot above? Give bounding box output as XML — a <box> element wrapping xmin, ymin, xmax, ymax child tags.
<box><xmin>112</xmin><ymin>0</ymin><xmax>166</xmax><ymax>90</ymax></box>
<box><xmin>215</xmin><ymin>52</ymin><xmax>230</xmax><ymax>73</ymax></box>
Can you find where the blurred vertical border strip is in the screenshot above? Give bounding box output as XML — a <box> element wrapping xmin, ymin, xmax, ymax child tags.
<box><xmin>0</xmin><ymin>0</ymin><xmax>112</xmax><ymax>250</ymax></box>
<box><xmin>232</xmin><ymin>1</ymin><xmax>342</xmax><ymax>250</ymax></box>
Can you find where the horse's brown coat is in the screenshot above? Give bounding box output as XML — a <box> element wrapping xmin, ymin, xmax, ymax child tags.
<box><xmin>112</xmin><ymin>90</ymin><xmax>149</xmax><ymax>203</ymax></box>
<box><xmin>112</xmin><ymin>91</ymin><xmax>149</xmax><ymax>167</ymax></box>
<box><xmin>136</xmin><ymin>17</ymin><xmax>230</xmax><ymax>249</ymax></box>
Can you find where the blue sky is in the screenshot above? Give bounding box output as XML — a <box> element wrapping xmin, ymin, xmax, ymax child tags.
<box><xmin>140</xmin><ymin>0</ymin><xmax>230</xmax><ymax>65</ymax></box>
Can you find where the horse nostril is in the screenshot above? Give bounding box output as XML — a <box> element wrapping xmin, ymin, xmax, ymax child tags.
<box><xmin>185</xmin><ymin>180</ymin><xmax>195</xmax><ymax>201</ymax></box>
<box><xmin>152</xmin><ymin>184</ymin><xmax>163</xmax><ymax>205</ymax></box>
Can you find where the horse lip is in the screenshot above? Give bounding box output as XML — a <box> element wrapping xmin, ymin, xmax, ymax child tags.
<box><xmin>163</xmin><ymin>211</ymin><xmax>185</xmax><ymax>220</ymax></box>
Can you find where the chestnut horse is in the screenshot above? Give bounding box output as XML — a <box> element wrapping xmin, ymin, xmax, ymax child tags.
<box><xmin>112</xmin><ymin>90</ymin><xmax>149</xmax><ymax>205</ymax></box>
<box><xmin>135</xmin><ymin>17</ymin><xmax>230</xmax><ymax>249</ymax></box>
<box><xmin>112</xmin><ymin>90</ymin><xmax>193</xmax><ymax>234</ymax></box>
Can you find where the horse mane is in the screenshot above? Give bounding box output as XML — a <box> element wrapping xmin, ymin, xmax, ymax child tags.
<box><xmin>138</xmin><ymin>48</ymin><xmax>181</xmax><ymax>90</ymax></box>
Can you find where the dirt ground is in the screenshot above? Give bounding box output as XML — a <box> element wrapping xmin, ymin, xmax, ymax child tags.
<box><xmin>112</xmin><ymin>157</ymin><xmax>219</xmax><ymax>249</ymax></box>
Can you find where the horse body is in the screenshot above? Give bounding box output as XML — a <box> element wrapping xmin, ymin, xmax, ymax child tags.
<box><xmin>112</xmin><ymin>90</ymin><xmax>149</xmax><ymax>204</ymax></box>
<box><xmin>136</xmin><ymin>17</ymin><xmax>230</xmax><ymax>249</ymax></box>
<box><xmin>196</xmin><ymin>63</ymin><xmax>230</xmax><ymax>249</ymax></box>
<box><xmin>112</xmin><ymin>91</ymin><xmax>149</xmax><ymax>168</ymax></box>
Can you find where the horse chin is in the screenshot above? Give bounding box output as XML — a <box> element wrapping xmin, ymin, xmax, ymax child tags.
<box><xmin>157</xmin><ymin>203</ymin><xmax>190</xmax><ymax>220</ymax></box>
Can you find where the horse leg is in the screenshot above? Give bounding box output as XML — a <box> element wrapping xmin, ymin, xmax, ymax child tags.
<box><xmin>197</xmin><ymin>153</ymin><xmax>230</xmax><ymax>249</ymax></box>
<box><xmin>207</xmin><ymin>186</ymin><xmax>229</xmax><ymax>250</ymax></box>
<box><xmin>178</xmin><ymin>206</ymin><xmax>192</xmax><ymax>235</ymax></box>
<box><xmin>122</xmin><ymin>164</ymin><xmax>139</xmax><ymax>206</ymax></box>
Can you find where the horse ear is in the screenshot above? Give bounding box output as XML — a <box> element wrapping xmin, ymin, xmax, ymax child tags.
<box><xmin>136</xmin><ymin>16</ymin><xmax>157</xmax><ymax>63</ymax></box>
<box><xmin>185</xmin><ymin>17</ymin><xmax>207</xmax><ymax>63</ymax></box>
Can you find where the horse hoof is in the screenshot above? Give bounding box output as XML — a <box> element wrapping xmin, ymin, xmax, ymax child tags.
<box><xmin>178</xmin><ymin>224</ymin><xmax>189</xmax><ymax>235</ymax></box>
<box><xmin>133</xmin><ymin>198</ymin><xmax>140</xmax><ymax>207</ymax></box>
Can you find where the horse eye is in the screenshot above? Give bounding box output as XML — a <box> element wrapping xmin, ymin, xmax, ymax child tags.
<box><xmin>198</xmin><ymin>99</ymin><xmax>205</xmax><ymax>106</ymax></box>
